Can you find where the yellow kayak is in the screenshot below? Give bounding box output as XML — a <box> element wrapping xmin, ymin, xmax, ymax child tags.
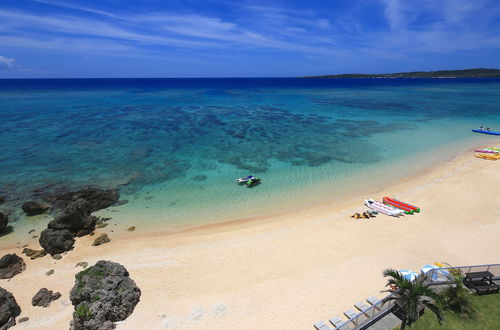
<box><xmin>475</xmin><ymin>153</ymin><xmax>499</xmax><ymax>160</ymax></box>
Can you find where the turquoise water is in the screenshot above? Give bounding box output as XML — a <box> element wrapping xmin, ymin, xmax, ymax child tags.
<box><xmin>1</xmin><ymin>78</ymin><xmax>499</xmax><ymax>231</ymax></box>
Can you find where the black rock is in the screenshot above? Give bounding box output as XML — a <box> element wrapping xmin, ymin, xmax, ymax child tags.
<box><xmin>21</xmin><ymin>201</ymin><xmax>51</xmax><ymax>216</ymax></box>
<box><xmin>0</xmin><ymin>196</ymin><xmax>4</xmax><ymax>204</ymax></box>
<box><xmin>0</xmin><ymin>212</ymin><xmax>8</xmax><ymax>234</ymax></box>
<box><xmin>45</xmin><ymin>188</ymin><xmax>119</xmax><ymax>213</ymax></box>
<box><xmin>0</xmin><ymin>254</ymin><xmax>26</xmax><ymax>279</ymax></box>
<box><xmin>70</xmin><ymin>261</ymin><xmax>141</xmax><ymax>330</ymax></box>
<box><xmin>31</xmin><ymin>288</ymin><xmax>61</xmax><ymax>307</ymax></box>
<box><xmin>48</xmin><ymin>199</ymin><xmax>96</xmax><ymax>234</ymax></box>
<box><xmin>0</xmin><ymin>287</ymin><xmax>21</xmax><ymax>329</ymax></box>
<box><xmin>21</xmin><ymin>248</ymin><xmax>47</xmax><ymax>260</ymax></box>
<box><xmin>75</xmin><ymin>262</ymin><xmax>88</xmax><ymax>269</ymax></box>
<box><xmin>39</xmin><ymin>228</ymin><xmax>75</xmax><ymax>255</ymax></box>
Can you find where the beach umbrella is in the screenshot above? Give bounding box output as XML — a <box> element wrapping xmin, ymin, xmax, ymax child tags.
<box><xmin>421</xmin><ymin>264</ymin><xmax>450</xmax><ymax>281</ymax></box>
<box><xmin>399</xmin><ymin>270</ymin><xmax>418</xmax><ymax>281</ymax></box>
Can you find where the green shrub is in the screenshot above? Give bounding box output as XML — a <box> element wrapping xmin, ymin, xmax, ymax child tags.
<box><xmin>75</xmin><ymin>304</ymin><xmax>93</xmax><ymax>321</ymax></box>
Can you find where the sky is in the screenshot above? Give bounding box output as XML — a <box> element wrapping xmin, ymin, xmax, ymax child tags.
<box><xmin>0</xmin><ymin>0</ymin><xmax>500</xmax><ymax>78</ymax></box>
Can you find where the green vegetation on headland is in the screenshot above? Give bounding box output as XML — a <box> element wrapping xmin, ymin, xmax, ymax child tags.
<box><xmin>305</xmin><ymin>68</ymin><xmax>500</xmax><ymax>78</ymax></box>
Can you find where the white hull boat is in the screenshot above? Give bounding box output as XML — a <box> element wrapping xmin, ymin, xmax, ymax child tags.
<box><xmin>365</xmin><ymin>198</ymin><xmax>403</xmax><ymax>217</ymax></box>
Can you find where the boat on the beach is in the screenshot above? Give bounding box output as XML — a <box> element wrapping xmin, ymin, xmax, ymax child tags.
<box><xmin>365</xmin><ymin>198</ymin><xmax>403</xmax><ymax>216</ymax></box>
<box><xmin>475</xmin><ymin>153</ymin><xmax>499</xmax><ymax>160</ymax></box>
<box><xmin>472</xmin><ymin>129</ymin><xmax>500</xmax><ymax>135</ymax></box>
<box><xmin>475</xmin><ymin>149</ymin><xmax>499</xmax><ymax>154</ymax></box>
<box><xmin>383</xmin><ymin>198</ymin><xmax>414</xmax><ymax>215</ymax></box>
<box><xmin>383</xmin><ymin>197</ymin><xmax>421</xmax><ymax>213</ymax></box>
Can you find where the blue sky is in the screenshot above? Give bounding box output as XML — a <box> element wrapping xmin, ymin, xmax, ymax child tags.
<box><xmin>1</xmin><ymin>0</ymin><xmax>499</xmax><ymax>77</ymax></box>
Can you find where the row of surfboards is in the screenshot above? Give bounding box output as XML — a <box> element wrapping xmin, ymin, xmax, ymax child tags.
<box><xmin>475</xmin><ymin>146</ymin><xmax>500</xmax><ymax>161</ymax></box>
<box><xmin>365</xmin><ymin>197</ymin><xmax>421</xmax><ymax>217</ymax></box>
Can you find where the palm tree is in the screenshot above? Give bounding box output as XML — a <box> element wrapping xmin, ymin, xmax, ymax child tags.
<box><xmin>442</xmin><ymin>269</ymin><xmax>473</xmax><ymax>316</ymax></box>
<box><xmin>382</xmin><ymin>269</ymin><xmax>444</xmax><ymax>330</ymax></box>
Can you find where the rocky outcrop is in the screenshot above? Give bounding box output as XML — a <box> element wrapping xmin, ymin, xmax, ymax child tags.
<box><xmin>21</xmin><ymin>201</ymin><xmax>51</xmax><ymax>216</ymax></box>
<box><xmin>39</xmin><ymin>199</ymin><xmax>97</xmax><ymax>256</ymax></box>
<box><xmin>21</xmin><ymin>248</ymin><xmax>47</xmax><ymax>260</ymax></box>
<box><xmin>45</xmin><ymin>188</ymin><xmax>119</xmax><ymax>213</ymax></box>
<box><xmin>126</xmin><ymin>226</ymin><xmax>135</xmax><ymax>232</ymax></box>
<box><xmin>0</xmin><ymin>287</ymin><xmax>21</xmax><ymax>329</ymax></box>
<box><xmin>0</xmin><ymin>212</ymin><xmax>8</xmax><ymax>234</ymax></box>
<box><xmin>39</xmin><ymin>228</ymin><xmax>75</xmax><ymax>256</ymax></box>
<box><xmin>48</xmin><ymin>199</ymin><xmax>96</xmax><ymax>234</ymax></box>
<box><xmin>92</xmin><ymin>234</ymin><xmax>110</xmax><ymax>247</ymax></box>
<box><xmin>35</xmin><ymin>188</ymin><xmax>118</xmax><ymax>256</ymax></box>
<box><xmin>0</xmin><ymin>254</ymin><xmax>26</xmax><ymax>279</ymax></box>
<box><xmin>76</xmin><ymin>262</ymin><xmax>88</xmax><ymax>269</ymax></box>
<box><xmin>69</xmin><ymin>261</ymin><xmax>141</xmax><ymax>330</ymax></box>
<box><xmin>31</xmin><ymin>288</ymin><xmax>61</xmax><ymax>307</ymax></box>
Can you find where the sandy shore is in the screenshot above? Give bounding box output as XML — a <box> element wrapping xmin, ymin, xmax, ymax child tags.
<box><xmin>1</xmin><ymin>144</ymin><xmax>500</xmax><ymax>330</ymax></box>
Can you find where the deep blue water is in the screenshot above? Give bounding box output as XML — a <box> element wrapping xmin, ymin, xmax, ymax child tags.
<box><xmin>1</xmin><ymin>78</ymin><xmax>499</xmax><ymax>228</ymax></box>
<box><xmin>2</xmin><ymin>77</ymin><xmax>500</xmax><ymax>90</ymax></box>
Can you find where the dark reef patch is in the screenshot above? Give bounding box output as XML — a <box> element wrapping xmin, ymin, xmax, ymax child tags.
<box><xmin>0</xmin><ymin>95</ymin><xmax>432</xmax><ymax>202</ymax></box>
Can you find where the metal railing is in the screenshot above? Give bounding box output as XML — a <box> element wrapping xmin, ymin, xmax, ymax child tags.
<box><xmin>333</xmin><ymin>298</ymin><xmax>395</xmax><ymax>330</ymax></box>
<box><xmin>315</xmin><ymin>263</ymin><xmax>500</xmax><ymax>330</ymax></box>
<box><xmin>427</xmin><ymin>263</ymin><xmax>500</xmax><ymax>284</ymax></box>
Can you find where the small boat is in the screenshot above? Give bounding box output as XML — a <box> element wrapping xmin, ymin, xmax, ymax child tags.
<box><xmin>472</xmin><ymin>129</ymin><xmax>500</xmax><ymax>135</ymax></box>
<box><xmin>245</xmin><ymin>177</ymin><xmax>262</xmax><ymax>187</ymax></box>
<box><xmin>365</xmin><ymin>198</ymin><xmax>403</xmax><ymax>217</ymax></box>
<box><xmin>236</xmin><ymin>175</ymin><xmax>255</xmax><ymax>183</ymax></box>
<box><xmin>236</xmin><ymin>175</ymin><xmax>262</xmax><ymax>186</ymax></box>
<box><xmin>383</xmin><ymin>197</ymin><xmax>420</xmax><ymax>214</ymax></box>
<box><xmin>475</xmin><ymin>154</ymin><xmax>499</xmax><ymax>160</ymax></box>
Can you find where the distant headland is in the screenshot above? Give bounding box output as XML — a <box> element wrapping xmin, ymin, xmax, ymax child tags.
<box><xmin>304</xmin><ymin>68</ymin><xmax>500</xmax><ymax>78</ymax></box>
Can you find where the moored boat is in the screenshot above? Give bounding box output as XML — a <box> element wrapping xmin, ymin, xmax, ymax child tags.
<box><xmin>245</xmin><ymin>177</ymin><xmax>261</xmax><ymax>186</ymax></box>
<box><xmin>236</xmin><ymin>175</ymin><xmax>262</xmax><ymax>186</ymax></box>
<box><xmin>472</xmin><ymin>129</ymin><xmax>500</xmax><ymax>135</ymax></box>
<box><xmin>236</xmin><ymin>175</ymin><xmax>255</xmax><ymax>183</ymax></box>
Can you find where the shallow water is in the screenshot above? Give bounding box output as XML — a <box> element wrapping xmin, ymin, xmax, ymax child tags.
<box><xmin>1</xmin><ymin>78</ymin><xmax>499</xmax><ymax>232</ymax></box>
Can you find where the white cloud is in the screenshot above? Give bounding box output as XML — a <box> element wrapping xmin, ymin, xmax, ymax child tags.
<box><xmin>0</xmin><ymin>55</ymin><xmax>15</xmax><ymax>67</ymax></box>
<box><xmin>32</xmin><ymin>0</ymin><xmax>118</xmax><ymax>18</ymax></box>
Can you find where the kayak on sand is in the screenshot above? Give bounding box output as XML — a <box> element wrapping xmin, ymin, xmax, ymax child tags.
<box><xmin>383</xmin><ymin>197</ymin><xmax>421</xmax><ymax>213</ymax></box>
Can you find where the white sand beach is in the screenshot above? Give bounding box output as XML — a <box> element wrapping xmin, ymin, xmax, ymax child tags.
<box><xmin>1</xmin><ymin>145</ymin><xmax>500</xmax><ymax>329</ymax></box>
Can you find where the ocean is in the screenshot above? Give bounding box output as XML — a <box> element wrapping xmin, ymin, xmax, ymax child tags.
<box><xmin>1</xmin><ymin>78</ymin><xmax>499</xmax><ymax>234</ymax></box>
